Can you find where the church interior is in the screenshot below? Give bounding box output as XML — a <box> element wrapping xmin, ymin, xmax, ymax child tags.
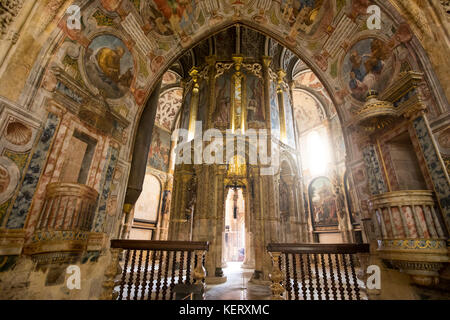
<box><xmin>0</xmin><ymin>0</ymin><xmax>449</xmax><ymax>301</ymax></box>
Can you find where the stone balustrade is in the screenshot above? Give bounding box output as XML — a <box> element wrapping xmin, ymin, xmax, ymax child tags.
<box><xmin>369</xmin><ymin>190</ymin><xmax>449</xmax><ymax>286</ymax></box>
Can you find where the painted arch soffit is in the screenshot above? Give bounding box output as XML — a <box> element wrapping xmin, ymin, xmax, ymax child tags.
<box><xmin>42</xmin><ymin>0</ymin><xmax>443</xmax><ymax>128</ymax></box>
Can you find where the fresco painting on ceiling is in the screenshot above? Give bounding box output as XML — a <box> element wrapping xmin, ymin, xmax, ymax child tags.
<box><xmin>246</xmin><ymin>75</ymin><xmax>265</xmax><ymax>128</ymax></box>
<box><xmin>342</xmin><ymin>38</ymin><xmax>394</xmax><ymax>102</ymax></box>
<box><xmin>84</xmin><ymin>35</ymin><xmax>134</xmax><ymax>100</ymax></box>
<box><xmin>294</xmin><ymin>71</ymin><xmax>334</xmax><ymax>115</ymax></box>
<box><xmin>144</xmin><ymin>2</ymin><xmax>175</xmax><ymax>36</ymax></box>
<box><xmin>148</xmin><ymin>126</ymin><xmax>171</xmax><ymax>172</ymax></box>
<box><xmin>281</xmin><ymin>0</ymin><xmax>334</xmax><ymax>41</ymax></box>
<box><xmin>197</xmin><ymin>80</ymin><xmax>209</xmax><ymax>129</ymax></box>
<box><xmin>152</xmin><ymin>0</ymin><xmax>197</xmax><ymax>38</ymax></box>
<box><xmin>309</xmin><ymin>177</ymin><xmax>338</xmax><ymax>226</ymax></box>
<box><xmin>284</xmin><ymin>92</ymin><xmax>296</xmax><ymax>147</ymax></box>
<box><xmin>213</xmin><ymin>72</ymin><xmax>231</xmax><ymax>128</ymax></box>
<box><xmin>293</xmin><ymin>90</ymin><xmax>323</xmax><ymax>133</ymax></box>
<box><xmin>270</xmin><ymin>81</ymin><xmax>280</xmax><ymax>139</ymax></box>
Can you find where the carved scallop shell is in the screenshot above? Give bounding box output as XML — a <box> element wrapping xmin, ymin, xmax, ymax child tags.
<box><xmin>5</xmin><ymin>121</ymin><xmax>32</xmax><ymax>146</ymax></box>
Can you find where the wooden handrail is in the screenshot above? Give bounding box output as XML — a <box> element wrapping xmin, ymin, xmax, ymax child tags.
<box><xmin>110</xmin><ymin>240</ymin><xmax>209</xmax><ymax>251</ymax></box>
<box><xmin>267</xmin><ymin>243</ymin><xmax>371</xmax><ymax>300</ymax></box>
<box><xmin>101</xmin><ymin>240</ymin><xmax>209</xmax><ymax>300</ymax></box>
<box><xmin>267</xmin><ymin>243</ymin><xmax>370</xmax><ymax>254</ymax></box>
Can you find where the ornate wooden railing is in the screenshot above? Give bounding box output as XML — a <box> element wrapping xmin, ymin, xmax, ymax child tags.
<box><xmin>101</xmin><ymin>240</ymin><xmax>209</xmax><ymax>300</ymax></box>
<box><xmin>267</xmin><ymin>243</ymin><xmax>370</xmax><ymax>300</ymax></box>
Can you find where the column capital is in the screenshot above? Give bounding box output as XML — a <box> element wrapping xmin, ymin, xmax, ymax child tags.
<box><xmin>261</xmin><ymin>56</ymin><xmax>272</xmax><ymax>68</ymax></box>
<box><xmin>402</xmin><ymin>102</ymin><xmax>427</xmax><ymax>121</ymax></box>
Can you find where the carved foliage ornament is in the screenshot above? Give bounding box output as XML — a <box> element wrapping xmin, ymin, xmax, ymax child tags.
<box><xmin>0</xmin><ymin>0</ymin><xmax>23</xmax><ymax>38</ymax></box>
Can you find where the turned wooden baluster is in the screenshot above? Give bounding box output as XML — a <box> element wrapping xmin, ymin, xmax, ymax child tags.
<box><xmin>269</xmin><ymin>251</ymin><xmax>285</xmax><ymax>300</ymax></box>
<box><xmin>100</xmin><ymin>248</ymin><xmax>122</xmax><ymax>300</ymax></box>
<box><xmin>285</xmin><ymin>253</ymin><xmax>292</xmax><ymax>300</ymax></box>
<box><xmin>147</xmin><ymin>250</ymin><xmax>157</xmax><ymax>300</ymax></box>
<box><xmin>118</xmin><ymin>249</ymin><xmax>130</xmax><ymax>300</ymax></box>
<box><xmin>127</xmin><ymin>249</ymin><xmax>137</xmax><ymax>300</ymax></box>
<box><xmin>185</xmin><ymin>250</ymin><xmax>192</xmax><ymax>284</ymax></box>
<box><xmin>178</xmin><ymin>251</ymin><xmax>185</xmax><ymax>284</ymax></box>
<box><xmin>193</xmin><ymin>249</ymin><xmax>207</xmax><ymax>284</ymax></box>
<box><xmin>335</xmin><ymin>254</ymin><xmax>345</xmax><ymax>300</ymax></box>
<box><xmin>141</xmin><ymin>250</ymin><xmax>150</xmax><ymax>300</ymax></box>
<box><xmin>170</xmin><ymin>251</ymin><xmax>178</xmax><ymax>300</ymax></box>
<box><xmin>313</xmin><ymin>253</ymin><xmax>322</xmax><ymax>300</ymax></box>
<box><xmin>305</xmin><ymin>253</ymin><xmax>313</xmax><ymax>300</ymax></box>
<box><xmin>298</xmin><ymin>254</ymin><xmax>308</xmax><ymax>300</ymax></box>
<box><xmin>162</xmin><ymin>251</ymin><xmax>171</xmax><ymax>300</ymax></box>
<box><xmin>349</xmin><ymin>254</ymin><xmax>361</xmax><ymax>300</ymax></box>
<box><xmin>328</xmin><ymin>253</ymin><xmax>338</xmax><ymax>300</ymax></box>
<box><xmin>155</xmin><ymin>251</ymin><xmax>163</xmax><ymax>300</ymax></box>
<box><xmin>342</xmin><ymin>254</ymin><xmax>353</xmax><ymax>300</ymax></box>
<box><xmin>320</xmin><ymin>253</ymin><xmax>330</xmax><ymax>300</ymax></box>
<box><xmin>134</xmin><ymin>250</ymin><xmax>143</xmax><ymax>300</ymax></box>
<box><xmin>291</xmin><ymin>254</ymin><xmax>300</xmax><ymax>300</ymax></box>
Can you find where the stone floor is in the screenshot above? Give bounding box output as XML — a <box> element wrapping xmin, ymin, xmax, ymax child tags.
<box><xmin>205</xmin><ymin>262</ymin><xmax>272</xmax><ymax>300</ymax></box>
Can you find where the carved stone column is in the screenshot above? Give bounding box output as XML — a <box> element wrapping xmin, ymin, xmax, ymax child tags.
<box><xmin>241</xmin><ymin>188</ymin><xmax>255</xmax><ymax>268</ymax></box>
<box><xmin>205</xmin><ymin>165</ymin><xmax>227</xmax><ymax>284</ymax></box>
<box><xmin>168</xmin><ymin>166</ymin><xmax>195</xmax><ymax>241</ymax></box>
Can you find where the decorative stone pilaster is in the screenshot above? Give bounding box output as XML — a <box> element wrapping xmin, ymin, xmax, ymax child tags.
<box><xmin>408</xmin><ymin>113</ymin><xmax>450</xmax><ymax>235</ymax></box>
<box><xmin>362</xmin><ymin>144</ymin><xmax>388</xmax><ymax>196</ymax></box>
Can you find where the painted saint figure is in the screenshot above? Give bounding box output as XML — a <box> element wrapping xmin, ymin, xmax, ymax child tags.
<box><xmin>348</xmin><ymin>39</ymin><xmax>390</xmax><ymax>100</ymax></box>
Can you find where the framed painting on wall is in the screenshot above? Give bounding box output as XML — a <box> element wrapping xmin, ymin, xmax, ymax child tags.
<box><xmin>309</xmin><ymin>176</ymin><xmax>338</xmax><ymax>227</ymax></box>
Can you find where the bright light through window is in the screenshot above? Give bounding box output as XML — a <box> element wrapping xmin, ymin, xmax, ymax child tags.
<box><xmin>307</xmin><ymin>130</ymin><xmax>329</xmax><ymax>176</ymax></box>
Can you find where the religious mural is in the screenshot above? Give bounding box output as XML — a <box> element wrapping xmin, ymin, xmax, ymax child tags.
<box><xmin>213</xmin><ymin>72</ymin><xmax>231</xmax><ymax>128</ymax></box>
<box><xmin>148</xmin><ymin>126</ymin><xmax>171</xmax><ymax>172</ymax></box>
<box><xmin>141</xmin><ymin>1</ymin><xmax>175</xmax><ymax>36</ymax></box>
<box><xmin>151</xmin><ymin>0</ymin><xmax>198</xmax><ymax>39</ymax></box>
<box><xmin>281</xmin><ymin>0</ymin><xmax>334</xmax><ymax>41</ymax></box>
<box><xmin>84</xmin><ymin>35</ymin><xmax>134</xmax><ymax>99</ymax></box>
<box><xmin>342</xmin><ymin>38</ymin><xmax>394</xmax><ymax>102</ymax></box>
<box><xmin>246</xmin><ymin>75</ymin><xmax>265</xmax><ymax>128</ymax></box>
<box><xmin>284</xmin><ymin>91</ymin><xmax>296</xmax><ymax>147</ymax></box>
<box><xmin>180</xmin><ymin>89</ymin><xmax>192</xmax><ymax>130</ymax></box>
<box><xmin>270</xmin><ymin>81</ymin><xmax>280</xmax><ymax>139</ymax></box>
<box><xmin>198</xmin><ymin>79</ymin><xmax>209</xmax><ymax>129</ymax></box>
<box><xmin>309</xmin><ymin>177</ymin><xmax>338</xmax><ymax>226</ymax></box>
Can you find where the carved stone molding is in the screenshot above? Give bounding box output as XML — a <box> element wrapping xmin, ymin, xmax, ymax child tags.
<box><xmin>0</xmin><ymin>0</ymin><xmax>23</xmax><ymax>39</ymax></box>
